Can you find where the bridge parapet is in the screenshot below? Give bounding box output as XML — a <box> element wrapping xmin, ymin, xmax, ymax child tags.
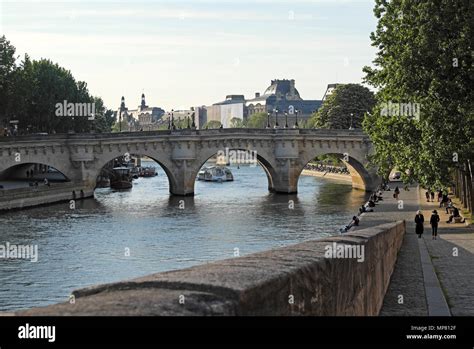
<box><xmin>0</xmin><ymin>129</ymin><xmax>379</xmax><ymax>196</ymax></box>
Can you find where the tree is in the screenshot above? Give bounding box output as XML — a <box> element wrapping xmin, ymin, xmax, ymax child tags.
<box><xmin>308</xmin><ymin>84</ymin><xmax>375</xmax><ymax>129</ymax></box>
<box><xmin>92</xmin><ymin>97</ymin><xmax>115</xmax><ymax>133</ymax></box>
<box><xmin>202</xmin><ymin>120</ymin><xmax>222</xmax><ymax>129</ymax></box>
<box><xmin>246</xmin><ymin>112</ymin><xmax>267</xmax><ymax>128</ymax></box>
<box><xmin>229</xmin><ymin>117</ymin><xmax>244</xmax><ymax>128</ymax></box>
<box><xmin>362</xmin><ymin>0</ymin><xmax>473</xmax><ymax>190</ymax></box>
<box><xmin>0</xmin><ymin>36</ymin><xmax>19</xmax><ymax>127</ymax></box>
<box><xmin>0</xmin><ymin>36</ymin><xmax>115</xmax><ymax>134</ymax></box>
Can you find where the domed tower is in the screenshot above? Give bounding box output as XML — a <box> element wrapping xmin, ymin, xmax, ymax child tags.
<box><xmin>263</xmin><ymin>79</ymin><xmax>302</xmax><ymax>100</ymax></box>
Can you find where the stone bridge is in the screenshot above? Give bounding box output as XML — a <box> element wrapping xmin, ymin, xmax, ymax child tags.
<box><xmin>0</xmin><ymin>129</ymin><xmax>380</xmax><ymax>196</ymax></box>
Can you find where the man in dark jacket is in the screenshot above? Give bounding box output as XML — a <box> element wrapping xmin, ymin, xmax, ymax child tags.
<box><xmin>430</xmin><ymin>210</ymin><xmax>440</xmax><ymax>240</ymax></box>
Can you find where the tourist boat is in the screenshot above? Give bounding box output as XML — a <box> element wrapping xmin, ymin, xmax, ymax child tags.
<box><xmin>110</xmin><ymin>167</ymin><xmax>133</xmax><ymax>189</ymax></box>
<box><xmin>197</xmin><ymin>167</ymin><xmax>208</xmax><ymax>181</ymax></box>
<box><xmin>199</xmin><ymin>166</ymin><xmax>233</xmax><ymax>182</ymax></box>
<box><xmin>140</xmin><ymin>166</ymin><xmax>157</xmax><ymax>177</ymax></box>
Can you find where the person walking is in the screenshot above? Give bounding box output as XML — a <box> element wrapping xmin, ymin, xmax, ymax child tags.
<box><xmin>394</xmin><ymin>186</ymin><xmax>400</xmax><ymax>199</ymax></box>
<box><xmin>430</xmin><ymin>191</ymin><xmax>435</xmax><ymax>202</ymax></box>
<box><xmin>430</xmin><ymin>210</ymin><xmax>440</xmax><ymax>240</ymax></box>
<box><xmin>425</xmin><ymin>190</ymin><xmax>430</xmax><ymax>202</ymax></box>
<box><xmin>415</xmin><ymin>210</ymin><xmax>424</xmax><ymax>239</ymax></box>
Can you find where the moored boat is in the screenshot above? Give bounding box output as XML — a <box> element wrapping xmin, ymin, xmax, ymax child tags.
<box><xmin>110</xmin><ymin>167</ymin><xmax>133</xmax><ymax>189</ymax></box>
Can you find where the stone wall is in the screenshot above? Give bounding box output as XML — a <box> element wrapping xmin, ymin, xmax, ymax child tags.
<box><xmin>15</xmin><ymin>221</ymin><xmax>405</xmax><ymax>316</ymax></box>
<box><xmin>0</xmin><ymin>182</ymin><xmax>93</xmax><ymax>211</ymax></box>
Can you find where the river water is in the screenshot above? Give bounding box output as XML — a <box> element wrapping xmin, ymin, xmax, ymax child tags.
<box><xmin>0</xmin><ymin>161</ymin><xmax>368</xmax><ymax>311</ymax></box>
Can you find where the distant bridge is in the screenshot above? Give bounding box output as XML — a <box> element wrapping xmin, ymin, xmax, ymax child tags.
<box><xmin>0</xmin><ymin>129</ymin><xmax>380</xmax><ymax>196</ymax></box>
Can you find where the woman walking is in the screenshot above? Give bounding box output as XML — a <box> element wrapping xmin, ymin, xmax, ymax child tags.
<box><xmin>430</xmin><ymin>210</ymin><xmax>440</xmax><ymax>240</ymax></box>
<box><xmin>415</xmin><ymin>210</ymin><xmax>424</xmax><ymax>239</ymax></box>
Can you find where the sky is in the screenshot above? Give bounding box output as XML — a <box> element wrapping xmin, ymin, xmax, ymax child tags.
<box><xmin>0</xmin><ymin>0</ymin><xmax>378</xmax><ymax>111</ymax></box>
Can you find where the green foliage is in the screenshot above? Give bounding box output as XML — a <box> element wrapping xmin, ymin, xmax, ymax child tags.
<box><xmin>229</xmin><ymin>117</ymin><xmax>245</xmax><ymax>128</ymax></box>
<box><xmin>0</xmin><ymin>35</ymin><xmax>113</xmax><ymax>134</ymax></box>
<box><xmin>308</xmin><ymin>84</ymin><xmax>375</xmax><ymax>129</ymax></box>
<box><xmin>203</xmin><ymin>120</ymin><xmax>222</xmax><ymax>129</ymax></box>
<box><xmin>363</xmin><ymin>0</ymin><xmax>473</xmax><ymax>189</ymax></box>
<box><xmin>246</xmin><ymin>112</ymin><xmax>267</xmax><ymax>128</ymax></box>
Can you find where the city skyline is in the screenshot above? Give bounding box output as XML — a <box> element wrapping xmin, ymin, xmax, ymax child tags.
<box><xmin>0</xmin><ymin>0</ymin><xmax>377</xmax><ymax>110</ymax></box>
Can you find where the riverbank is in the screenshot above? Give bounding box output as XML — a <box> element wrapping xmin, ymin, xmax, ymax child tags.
<box><xmin>301</xmin><ymin>168</ymin><xmax>352</xmax><ymax>183</ymax></box>
<box><xmin>0</xmin><ymin>182</ymin><xmax>93</xmax><ymax>211</ymax></box>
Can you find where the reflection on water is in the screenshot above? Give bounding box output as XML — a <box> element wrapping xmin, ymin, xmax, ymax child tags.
<box><xmin>0</xmin><ymin>161</ymin><xmax>368</xmax><ymax>311</ymax></box>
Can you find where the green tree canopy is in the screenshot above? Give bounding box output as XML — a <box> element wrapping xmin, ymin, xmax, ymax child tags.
<box><xmin>229</xmin><ymin>117</ymin><xmax>244</xmax><ymax>128</ymax></box>
<box><xmin>246</xmin><ymin>112</ymin><xmax>267</xmax><ymax>128</ymax></box>
<box><xmin>308</xmin><ymin>84</ymin><xmax>375</xmax><ymax>129</ymax></box>
<box><xmin>362</xmin><ymin>0</ymin><xmax>473</xmax><ymax>189</ymax></box>
<box><xmin>203</xmin><ymin>120</ymin><xmax>222</xmax><ymax>129</ymax></box>
<box><xmin>0</xmin><ymin>35</ymin><xmax>114</xmax><ymax>134</ymax></box>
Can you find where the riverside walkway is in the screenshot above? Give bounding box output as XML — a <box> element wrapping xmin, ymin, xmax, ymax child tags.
<box><xmin>352</xmin><ymin>183</ymin><xmax>473</xmax><ymax>316</ymax></box>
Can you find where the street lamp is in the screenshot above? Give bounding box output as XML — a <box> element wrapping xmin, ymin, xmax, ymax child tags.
<box><xmin>187</xmin><ymin>112</ymin><xmax>191</xmax><ymax>129</ymax></box>
<box><xmin>284</xmin><ymin>111</ymin><xmax>289</xmax><ymax>128</ymax></box>
<box><xmin>167</xmin><ymin>112</ymin><xmax>171</xmax><ymax>130</ymax></box>
<box><xmin>191</xmin><ymin>111</ymin><xmax>196</xmax><ymax>129</ymax></box>
<box><xmin>349</xmin><ymin>113</ymin><xmax>354</xmax><ymax>130</ymax></box>
<box><xmin>171</xmin><ymin>109</ymin><xmax>176</xmax><ymax>130</ymax></box>
<box><xmin>266</xmin><ymin>111</ymin><xmax>271</xmax><ymax>128</ymax></box>
<box><xmin>274</xmin><ymin>109</ymin><xmax>279</xmax><ymax>128</ymax></box>
<box><xmin>294</xmin><ymin>109</ymin><xmax>299</xmax><ymax>128</ymax></box>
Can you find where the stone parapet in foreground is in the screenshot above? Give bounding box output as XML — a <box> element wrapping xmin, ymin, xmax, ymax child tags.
<box><xmin>15</xmin><ymin>221</ymin><xmax>406</xmax><ymax>316</ymax></box>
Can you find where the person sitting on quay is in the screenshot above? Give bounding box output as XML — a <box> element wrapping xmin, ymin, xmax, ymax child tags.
<box><xmin>445</xmin><ymin>199</ymin><xmax>453</xmax><ymax>214</ymax></box>
<box><xmin>446</xmin><ymin>207</ymin><xmax>465</xmax><ymax>224</ymax></box>
<box><xmin>430</xmin><ymin>210</ymin><xmax>440</xmax><ymax>240</ymax></box>
<box><xmin>439</xmin><ymin>193</ymin><xmax>449</xmax><ymax>208</ymax></box>
<box><xmin>415</xmin><ymin>210</ymin><xmax>425</xmax><ymax>239</ymax></box>
<box><xmin>341</xmin><ymin>216</ymin><xmax>360</xmax><ymax>233</ymax></box>
<box><xmin>359</xmin><ymin>203</ymin><xmax>374</xmax><ymax>214</ymax></box>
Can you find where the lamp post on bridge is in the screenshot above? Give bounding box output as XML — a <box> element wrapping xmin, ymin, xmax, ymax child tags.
<box><xmin>294</xmin><ymin>109</ymin><xmax>299</xmax><ymax>128</ymax></box>
<box><xmin>266</xmin><ymin>111</ymin><xmax>271</xmax><ymax>128</ymax></box>
<box><xmin>187</xmin><ymin>112</ymin><xmax>191</xmax><ymax>129</ymax></box>
<box><xmin>191</xmin><ymin>111</ymin><xmax>196</xmax><ymax>129</ymax></box>
<box><xmin>349</xmin><ymin>113</ymin><xmax>354</xmax><ymax>130</ymax></box>
<box><xmin>274</xmin><ymin>109</ymin><xmax>279</xmax><ymax>129</ymax></box>
<box><xmin>171</xmin><ymin>109</ymin><xmax>176</xmax><ymax>130</ymax></box>
<box><xmin>284</xmin><ymin>111</ymin><xmax>289</xmax><ymax>128</ymax></box>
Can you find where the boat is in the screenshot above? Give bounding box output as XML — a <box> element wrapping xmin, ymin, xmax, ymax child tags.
<box><xmin>110</xmin><ymin>167</ymin><xmax>133</xmax><ymax>189</ymax></box>
<box><xmin>199</xmin><ymin>166</ymin><xmax>233</xmax><ymax>182</ymax></box>
<box><xmin>197</xmin><ymin>167</ymin><xmax>208</xmax><ymax>181</ymax></box>
<box><xmin>140</xmin><ymin>166</ymin><xmax>157</xmax><ymax>177</ymax></box>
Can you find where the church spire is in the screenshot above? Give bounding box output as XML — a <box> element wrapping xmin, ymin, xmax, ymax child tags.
<box><xmin>140</xmin><ymin>93</ymin><xmax>147</xmax><ymax>110</ymax></box>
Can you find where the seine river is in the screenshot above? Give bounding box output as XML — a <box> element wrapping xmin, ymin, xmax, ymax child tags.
<box><xmin>0</xmin><ymin>161</ymin><xmax>368</xmax><ymax>311</ymax></box>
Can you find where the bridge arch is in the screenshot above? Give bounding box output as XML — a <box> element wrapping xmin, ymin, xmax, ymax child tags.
<box><xmin>0</xmin><ymin>162</ymin><xmax>70</xmax><ymax>182</ymax></box>
<box><xmin>190</xmin><ymin>147</ymin><xmax>279</xmax><ymax>193</ymax></box>
<box><xmin>91</xmin><ymin>151</ymin><xmax>179</xmax><ymax>193</ymax></box>
<box><xmin>297</xmin><ymin>149</ymin><xmax>379</xmax><ymax>192</ymax></box>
